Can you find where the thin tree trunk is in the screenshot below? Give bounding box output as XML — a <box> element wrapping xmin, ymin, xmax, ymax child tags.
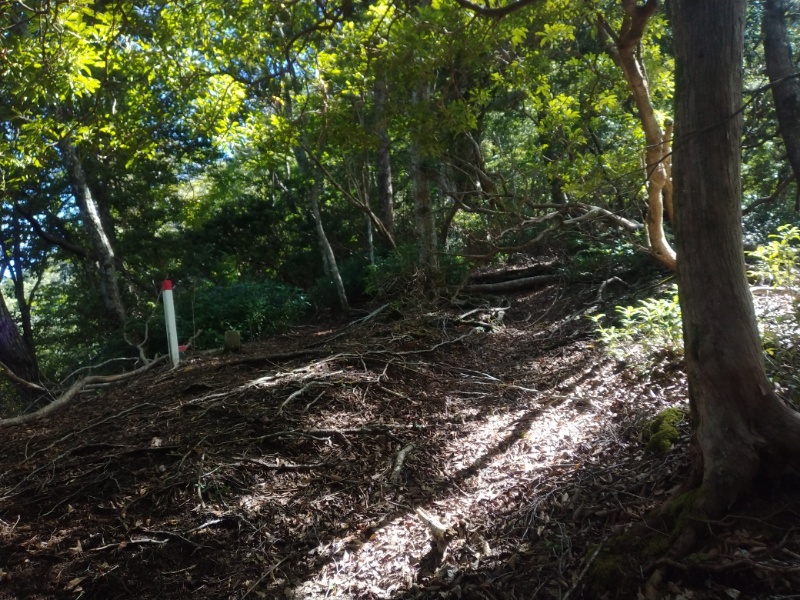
<box><xmin>762</xmin><ymin>0</ymin><xmax>800</xmax><ymax>211</ymax></box>
<box><xmin>58</xmin><ymin>137</ymin><xmax>127</xmax><ymax>329</ymax></box>
<box><xmin>10</xmin><ymin>215</ymin><xmax>38</xmax><ymax>361</ymax></box>
<box><xmin>309</xmin><ymin>174</ymin><xmax>350</xmax><ymax>313</ymax></box>
<box><xmin>600</xmin><ymin>1</ymin><xmax>676</xmax><ymax>270</ymax></box>
<box><xmin>366</xmin><ymin>214</ymin><xmax>375</xmax><ymax>265</ymax></box>
<box><xmin>672</xmin><ymin>0</ymin><xmax>800</xmax><ymax>521</ymax></box>
<box><xmin>409</xmin><ymin>79</ymin><xmax>439</xmax><ymax>288</ymax></box>
<box><xmin>374</xmin><ymin>77</ymin><xmax>395</xmax><ymax>238</ymax></box>
<box><xmin>410</xmin><ymin>138</ymin><xmax>439</xmax><ymax>287</ymax></box>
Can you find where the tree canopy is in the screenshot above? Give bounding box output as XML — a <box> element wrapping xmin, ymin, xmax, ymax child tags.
<box><xmin>0</xmin><ymin>0</ymin><xmax>796</xmax><ymax>368</ymax></box>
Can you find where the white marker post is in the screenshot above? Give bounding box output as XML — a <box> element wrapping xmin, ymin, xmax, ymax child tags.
<box><xmin>162</xmin><ymin>280</ymin><xmax>180</xmax><ymax>368</ymax></box>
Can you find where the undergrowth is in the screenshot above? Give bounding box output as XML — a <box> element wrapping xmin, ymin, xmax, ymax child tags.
<box><xmin>590</xmin><ymin>225</ymin><xmax>800</xmax><ymax>403</ymax></box>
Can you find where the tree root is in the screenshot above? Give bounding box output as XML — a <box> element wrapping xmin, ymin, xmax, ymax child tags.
<box><xmin>0</xmin><ymin>355</ymin><xmax>168</xmax><ymax>427</ymax></box>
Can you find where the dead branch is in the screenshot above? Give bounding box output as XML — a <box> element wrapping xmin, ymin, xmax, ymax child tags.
<box><xmin>302</xmin><ymin>390</ymin><xmax>327</xmax><ymax>413</ymax></box>
<box><xmin>125</xmin><ymin>321</ymin><xmax>151</xmax><ymax>364</ymax></box>
<box><xmin>751</xmin><ymin>285</ymin><xmax>800</xmax><ymax>298</ymax></box>
<box><xmin>572</xmin><ymin>202</ymin><xmax>643</xmax><ymax>232</ymax></box>
<box><xmin>391</xmin><ymin>443</ymin><xmax>415</xmax><ymax>482</ymax></box>
<box><xmin>0</xmin><ymin>361</ymin><xmax>48</xmax><ymax>392</ymax></box>
<box><xmin>278</xmin><ymin>382</ymin><xmax>319</xmax><ymax>414</ymax></box>
<box><xmin>62</xmin><ymin>357</ymin><xmax>138</xmax><ymax>382</ymax></box>
<box><xmin>0</xmin><ymin>355</ymin><xmax>169</xmax><ymax>427</ymax></box>
<box><xmin>563</xmin><ymin>542</ymin><xmax>604</xmax><ymax>600</ymax></box>
<box><xmin>236</xmin><ymin>457</ymin><xmax>331</xmax><ymax>470</ymax></box>
<box><xmin>415</xmin><ymin>507</ymin><xmax>456</xmax><ymax>553</ymax></box>
<box><xmin>215</xmin><ymin>348</ymin><xmax>327</xmax><ymax>369</ymax></box>
<box><xmin>743</xmin><ymin>174</ymin><xmax>794</xmax><ymax>215</ymax></box>
<box><xmin>462</xmin><ymin>274</ymin><xmax>563</xmax><ymax>293</ymax></box>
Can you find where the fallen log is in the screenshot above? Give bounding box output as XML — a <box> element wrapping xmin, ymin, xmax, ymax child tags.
<box><xmin>462</xmin><ymin>274</ymin><xmax>563</xmax><ymax>293</ymax></box>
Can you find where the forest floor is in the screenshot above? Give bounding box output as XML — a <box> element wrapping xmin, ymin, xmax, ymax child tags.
<box><xmin>1</xmin><ymin>269</ymin><xmax>800</xmax><ymax>600</ymax></box>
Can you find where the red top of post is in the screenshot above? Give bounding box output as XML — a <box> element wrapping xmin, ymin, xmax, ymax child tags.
<box><xmin>162</xmin><ymin>280</ymin><xmax>173</xmax><ymax>291</ymax></box>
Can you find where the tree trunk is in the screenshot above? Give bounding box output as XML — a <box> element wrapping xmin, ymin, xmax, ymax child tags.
<box><xmin>374</xmin><ymin>77</ymin><xmax>395</xmax><ymax>238</ymax></box>
<box><xmin>410</xmin><ymin>138</ymin><xmax>439</xmax><ymax>287</ymax></box>
<box><xmin>762</xmin><ymin>0</ymin><xmax>800</xmax><ymax>211</ymax></box>
<box><xmin>600</xmin><ymin>1</ymin><xmax>676</xmax><ymax>270</ymax></box>
<box><xmin>0</xmin><ymin>290</ymin><xmax>40</xmax><ymax>388</ymax></box>
<box><xmin>58</xmin><ymin>137</ymin><xmax>127</xmax><ymax>330</ymax></box>
<box><xmin>309</xmin><ymin>174</ymin><xmax>350</xmax><ymax>313</ymax></box>
<box><xmin>672</xmin><ymin>0</ymin><xmax>800</xmax><ymax>519</ymax></box>
<box><xmin>10</xmin><ymin>214</ymin><xmax>38</xmax><ymax>361</ymax></box>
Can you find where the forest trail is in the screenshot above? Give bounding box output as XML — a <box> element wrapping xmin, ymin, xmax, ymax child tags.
<box><xmin>1</xmin><ymin>278</ymin><xmax>795</xmax><ymax>599</ymax></box>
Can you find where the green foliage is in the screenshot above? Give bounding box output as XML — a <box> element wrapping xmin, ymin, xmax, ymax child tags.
<box><xmin>748</xmin><ymin>225</ymin><xmax>800</xmax><ymax>405</ymax></box>
<box><xmin>566</xmin><ymin>232</ymin><xmax>650</xmax><ymax>275</ymax></box>
<box><xmin>26</xmin><ymin>267</ymin><xmax>113</xmax><ymax>380</ymax></box>
<box><xmin>165</xmin><ymin>281</ymin><xmax>311</xmax><ymax>351</ymax></box>
<box><xmin>589</xmin><ymin>285</ymin><xmax>683</xmax><ymax>365</ymax></box>
<box><xmin>364</xmin><ymin>245</ymin><xmax>470</xmax><ymax>299</ymax></box>
<box><xmin>590</xmin><ymin>225</ymin><xmax>800</xmax><ymax>405</ymax></box>
<box><xmin>747</xmin><ymin>224</ymin><xmax>800</xmax><ymax>287</ymax></box>
<box><xmin>310</xmin><ymin>255</ymin><xmax>371</xmax><ymax>309</ymax></box>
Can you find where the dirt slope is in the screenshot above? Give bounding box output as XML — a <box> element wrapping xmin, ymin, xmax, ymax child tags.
<box><xmin>0</xmin><ymin>281</ymin><xmax>797</xmax><ymax>599</ymax></box>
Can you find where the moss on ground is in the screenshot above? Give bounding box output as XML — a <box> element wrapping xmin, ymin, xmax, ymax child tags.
<box><xmin>645</xmin><ymin>407</ymin><xmax>685</xmax><ymax>453</ymax></box>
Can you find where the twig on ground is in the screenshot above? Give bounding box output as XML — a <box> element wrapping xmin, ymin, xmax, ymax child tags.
<box><xmin>597</xmin><ymin>276</ymin><xmax>628</xmax><ymax>302</ymax></box>
<box><xmin>415</xmin><ymin>507</ymin><xmax>456</xmax><ymax>553</ymax></box>
<box><xmin>236</xmin><ymin>457</ymin><xmax>331</xmax><ymax>470</ymax></box>
<box><xmin>563</xmin><ymin>541</ymin><xmax>604</xmax><ymax>600</ymax></box>
<box><xmin>303</xmin><ymin>390</ymin><xmax>326</xmax><ymax>413</ymax></box>
<box><xmin>241</xmin><ymin>556</ymin><xmax>289</xmax><ymax>599</ymax></box>
<box><xmin>278</xmin><ymin>383</ymin><xmax>315</xmax><ymax>414</ymax></box>
<box><xmin>349</xmin><ymin>303</ymin><xmax>390</xmax><ymax>326</ymax></box>
<box><xmin>391</xmin><ymin>443</ymin><xmax>414</xmax><ymax>482</ymax></box>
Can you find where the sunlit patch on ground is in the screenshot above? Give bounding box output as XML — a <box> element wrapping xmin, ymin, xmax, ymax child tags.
<box><xmin>12</xmin><ymin>281</ymin><xmax>798</xmax><ymax>599</ymax></box>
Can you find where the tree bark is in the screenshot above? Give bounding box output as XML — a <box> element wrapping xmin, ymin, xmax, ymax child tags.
<box><xmin>762</xmin><ymin>0</ymin><xmax>800</xmax><ymax>211</ymax></box>
<box><xmin>58</xmin><ymin>137</ymin><xmax>127</xmax><ymax>330</ymax></box>
<box><xmin>410</xmin><ymin>138</ymin><xmax>439</xmax><ymax>287</ymax></box>
<box><xmin>374</xmin><ymin>77</ymin><xmax>395</xmax><ymax>238</ymax></box>
<box><xmin>672</xmin><ymin>0</ymin><xmax>800</xmax><ymax>519</ymax></box>
<box><xmin>9</xmin><ymin>214</ymin><xmax>38</xmax><ymax>361</ymax></box>
<box><xmin>600</xmin><ymin>0</ymin><xmax>676</xmax><ymax>270</ymax></box>
<box><xmin>309</xmin><ymin>173</ymin><xmax>350</xmax><ymax>313</ymax></box>
<box><xmin>0</xmin><ymin>290</ymin><xmax>40</xmax><ymax>390</ymax></box>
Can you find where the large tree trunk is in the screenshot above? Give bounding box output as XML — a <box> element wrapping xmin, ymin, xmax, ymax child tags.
<box><xmin>600</xmin><ymin>0</ymin><xmax>676</xmax><ymax>270</ymax></box>
<box><xmin>762</xmin><ymin>0</ymin><xmax>800</xmax><ymax>211</ymax></box>
<box><xmin>0</xmin><ymin>291</ymin><xmax>40</xmax><ymax>389</ymax></box>
<box><xmin>672</xmin><ymin>0</ymin><xmax>800</xmax><ymax>520</ymax></box>
<box><xmin>58</xmin><ymin>137</ymin><xmax>127</xmax><ymax>330</ymax></box>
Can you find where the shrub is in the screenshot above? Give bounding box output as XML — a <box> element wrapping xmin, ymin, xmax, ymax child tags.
<box><xmin>747</xmin><ymin>224</ymin><xmax>800</xmax><ymax>288</ymax></box>
<box><xmin>364</xmin><ymin>244</ymin><xmax>470</xmax><ymax>299</ymax></box>
<box><xmin>748</xmin><ymin>225</ymin><xmax>800</xmax><ymax>405</ymax></box>
<box><xmin>588</xmin><ymin>285</ymin><xmax>683</xmax><ymax>366</ymax></box>
<box><xmin>150</xmin><ymin>280</ymin><xmax>310</xmax><ymax>351</ymax></box>
<box><xmin>310</xmin><ymin>255</ymin><xmax>370</xmax><ymax>309</ymax></box>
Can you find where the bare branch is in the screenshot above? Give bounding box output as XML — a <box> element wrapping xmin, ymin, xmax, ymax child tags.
<box><xmin>0</xmin><ymin>355</ymin><xmax>169</xmax><ymax>427</ymax></box>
